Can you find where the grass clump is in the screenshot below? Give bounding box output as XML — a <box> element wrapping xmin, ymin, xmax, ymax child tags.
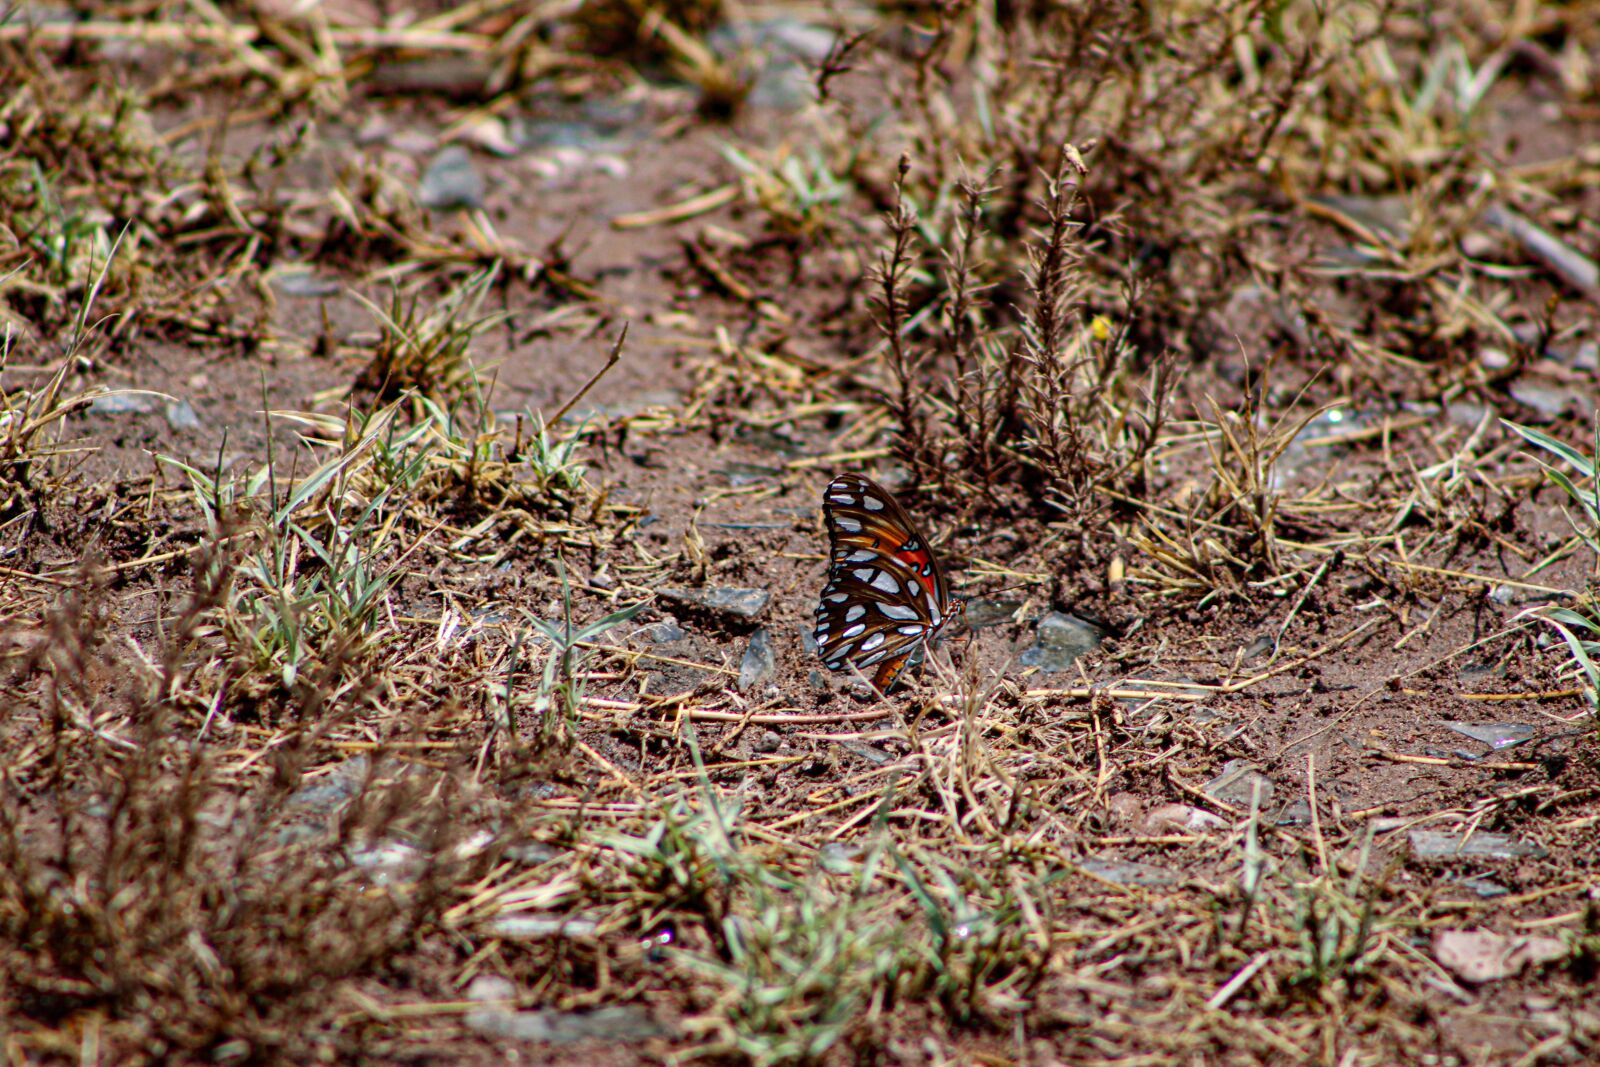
<box><xmin>352</xmin><ymin>268</ymin><xmax>508</xmax><ymax>406</ymax></box>
<box><xmin>157</xmin><ymin>373</ymin><xmax>615</xmax><ymax>717</ymax></box>
<box><xmin>0</xmin><ymin>564</ymin><xmax>487</xmax><ymax>1064</ymax></box>
<box><xmin>870</xmin><ymin>149</ymin><xmax>1175</xmax><ymax>552</ymax></box>
<box><xmin>1505</xmin><ymin>419</ymin><xmax>1600</xmax><ymax>712</ymax></box>
<box><xmin>614</xmin><ymin>749</ymin><xmax>1046</xmax><ymax>1065</ymax></box>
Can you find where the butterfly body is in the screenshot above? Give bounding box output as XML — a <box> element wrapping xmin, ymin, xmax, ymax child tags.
<box><xmin>813</xmin><ymin>474</ymin><xmax>963</xmax><ymax>691</ymax></box>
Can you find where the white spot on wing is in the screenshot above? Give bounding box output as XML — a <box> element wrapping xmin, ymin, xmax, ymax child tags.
<box><xmin>846</xmin><ymin>549</ymin><xmax>876</xmax><ymax>563</ymax></box>
<box><xmin>852</xmin><ymin>567</ymin><xmax>876</xmax><ymax>583</ymax></box>
<box><xmin>860</xmin><ymin>632</ymin><xmax>885</xmax><ymax>651</ymax></box>
<box><xmin>897</xmin><ymin>624</ymin><xmax>926</xmax><ymax>636</ymax></box>
<box><xmin>862</xmin><ymin>495</ymin><xmax>885</xmax><ymax>511</ymax></box>
<box><xmin>844</xmin><ymin>605</ymin><xmax>866</xmax><ymax>622</ymax></box>
<box><xmin>870</xmin><ymin>571</ymin><xmax>900</xmax><ymax>594</ymax></box>
<box><xmin>926</xmin><ymin>593</ymin><xmax>942</xmax><ymax>627</ymax></box>
<box><xmin>836</xmin><ymin>517</ymin><xmax>862</xmax><ymax>533</ymax></box>
<box><xmin>840</xmin><ymin>623</ymin><xmax>866</xmax><ymax>639</ymax></box>
<box><xmin>878</xmin><ymin>603</ymin><xmax>918</xmax><ymax>621</ymax></box>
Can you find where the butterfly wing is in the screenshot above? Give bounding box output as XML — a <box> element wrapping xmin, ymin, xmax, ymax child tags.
<box><xmin>813</xmin><ymin>475</ymin><xmax>958</xmax><ymax>691</ymax></box>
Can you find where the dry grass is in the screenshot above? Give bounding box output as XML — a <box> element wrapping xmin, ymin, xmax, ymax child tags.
<box><xmin>2</xmin><ymin>1</ymin><xmax>1599</xmax><ymax>1064</ymax></box>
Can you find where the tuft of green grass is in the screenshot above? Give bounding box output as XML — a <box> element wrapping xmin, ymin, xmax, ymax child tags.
<box><xmin>1504</xmin><ymin>419</ymin><xmax>1600</xmax><ymax>710</ymax></box>
<box><xmin>352</xmin><ymin>267</ymin><xmax>508</xmax><ymax>406</ymax></box>
<box><xmin>161</xmin><ymin>405</ymin><xmax>430</xmax><ymax>702</ymax></box>
<box><xmin>719</xmin><ymin>141</ymin><xmax>856</xmax><ymax>241</ymax></box>
<box><xmin>518</xmin><ymin>557</ymin><xmax>647</xmax><ymax>744</ymax></box>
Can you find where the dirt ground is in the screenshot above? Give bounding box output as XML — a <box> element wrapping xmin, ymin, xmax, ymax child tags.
<box><xmin>4</xmin><ymin>2</ymin><xmax>1600</xmax><ymax>1065</ymax></box>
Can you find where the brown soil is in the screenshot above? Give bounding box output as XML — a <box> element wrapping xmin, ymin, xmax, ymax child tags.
<box><xmin>3</xmin><ymin>5</ymin><xmax>1599</xmax><ymax>1066</ymax></box>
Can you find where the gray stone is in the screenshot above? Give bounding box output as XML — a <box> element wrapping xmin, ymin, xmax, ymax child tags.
<box><xmin>1275</xmin><ymin>798</ymin><xmax>1313</xmax><ymax>826</ymax></box>
<box><xmin>1409</xmin><ymin>830</ymin><xmax>1547</xmax><ymax>861</ymax></box>
<box><xmin>268</xmin><ymin>268</ymin><xmax>341</xmax><ymax>297</ymax></box>
<box><xmin>464</xmin><ymin>973</ymin><xmax>667</xmax><ymax>1043</ymax></box>
<box><xmin>637</xmin><ymin>621</ymin><xmax>686</xmax><ymax>644</ymax></box>
<box><xmin>736</xmin><ymin>627</ymin><xmax>776</xmax><ymax>692</ymax></box>
<box><xmin>964</xmin><ymin>598</ymin><xmax>1024</xmax><ymax>630</ymax></box>
<box><xmin>90</xmin><ymin>393</ymin><xmax>154</xmax><ymax>415</ymax></box>
<box><xmin>840</xmin><ymin>742</ymin><xmax>894</xmax><ymax>765</ymax></box>
<box><xmin>1509</xmin><ymin>378</ymin><xmax>1581</xmax><ymax>420</ymax></box>
<box><xmin>1204</xmin><ymin>760</ymin><xmax>1275</xmax><ymax>809</ymax></box>
<box><xmin>1019</xmin><ymin>611</ymin><xmax>1105</xmax><ymax>672</ymax></box>
<box><xmin>1273</xmin><ymin>407</ymin><xmax>1370</xmax><ymax>486</ymax></box>
<box><xmin>164</xmin><ymin>399</ymin><xmax>201</xmax><ymax>431</ymax></box>
<box><xmin>504</xmin><ymin>841</ymin><xmax>562</xmax><ymax>865</ymax></box>
<box><xmin>348</xmin><ymin>839</ymin><xmax>425</xmax><ymax>885</ymax></box>
<box><xmin>485</xmin><ymin>915</ymin><xmax>599</xmax><ymax>940</ymax></box>
<box><xmin>1242</xmin><ymin>634</ymin><xmax>1275</xmax><ymax>661</ymax></box>
<box><xmin>1455</xmin><ymin>874</ymin><xmax>1509</xmax><ymax>898</ymax></box>
<box><xmin>1079</xmin><ymin>855</ymin><xmax>1181</xmax><ymax>887</ymax></box>
<box><xmin>659</xmin><ymin>587</ymin><xmax>770</xmax><ymax>618</ymax></box>
<box><xmin>717</xmin><ymin>462</ymin><xmax>783</xmax><ymax>486</ymax></box>
<box><xmin>1443</xmin><ymin>721</ymin><xmax>1535</xmax><ymax>751</ymax></box>
<box><xmin>289</xmin><ymin>756</ymin><xmax>369</xmax><ymax>814</ymax></box>
<box><xmin>419</xmin><ymin>145</ymin><xmax>484</xmax><ymax>211</ymax></box>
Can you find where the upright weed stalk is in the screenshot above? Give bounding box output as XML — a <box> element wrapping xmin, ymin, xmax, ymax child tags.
<box><xmin>873</xmin><ymin>156</ymin><xmax>941</xmax><ymax>482</ymax></box>
<box><xmin>520</xmin><ymin>557</ymin><xmax>646</xmax><ymax>743</ymax></box>
<box><xmin>865</xmin><ymin>146</ymin><xmax>1175</xmax><ymax>546</ymax></box>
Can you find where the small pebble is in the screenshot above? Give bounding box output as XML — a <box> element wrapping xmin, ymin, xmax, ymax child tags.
<box><xmin>419</xmin><ymin>145</ymin><xmax>485</xmax><ymax>211</ymax></box>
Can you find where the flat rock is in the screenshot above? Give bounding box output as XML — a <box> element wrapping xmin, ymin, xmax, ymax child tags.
<box><xmin>465</xmin><ymin>976</ymin><xmax>669</xmax><ymax>1043</ymax></box>
<box><xmin>636</xmin><ymin>621</ymin><xmax>686</xmax><ymax>644</ymax></box>
<box><xmin>839</xmin><ymin>741</ymin><xmax>894</xmax><ymax>765</ymax></box>
<box><xmin>1434</xmin><ymin>929</ymin><xmax>1567</xmax><ymax>983</ymax></box>
<box><xmin>1443</xmin><ymin>721</ymin><xmax>1535</xmax><ymax>751</ymax></box>
<box><xmin>1409</xmin><ymin>830</ymin><xmax>1547</xmax><ymax>861</ymax></box>
<box><xmin>1204</xmin><ymin>760</ymin><xmax>1275</xmax><ymax>809</ymax></box>
<box><xmin>1019</xmin><ymin>611</ymin><xmax>1105</xmax><ymax>672</ymax></box>
<box><xmin>289</xmin><ymin>756</ymin><xmax>369</xmax><ymax>814</ymax></box>
<box><xmin>164</xmin><ymin>399</ymin><xmax>201</xmax><ymax>431</ymax></box>
<box><xmin>736</xmin><ymin>627</ymin><xmax>776</xmax><ymax>692</ymax></box>
<box><xmin>1080</xmin><ymin>855</ymin><xmax>1181</xmax><ymax>887</ymax></box>
<box><xmin>659</xmin><ymin>587</ymin><xmax>770</xmax><ymax>618</ymax></box>
<box><xmin>419</xmin><ymin>145</ymin><xmax>484</xmax><ymax>211</ymax></box>
<box><xmin>1509</xmin><ymin>378</ymin><xmax>1582</xmax><ymax>420</ymax></box>
<box><xmin>1145</xmin><ymin>803</ymin><xmax>1227</xmax><ymax>833</ymax></box>
<box><xmin>963</xmin><ymin>598</ymin><xmax>1024</xmax><ymax>630</ymax></box>
<box><xmin>268</xmin><ymin>268</ymin><xmax>341</xmax><ymax>297</ymax></box>
<box><xmin>716</xmin><ymin>461</ymin><xmax>783</xmax><ymax>486</ymax></box>
<box><xmin>485</xmin><ymin>915</ymin><xmax>599</xmax><ymax>940</ymax></box>
<box><xmin>90</xmin><ymin>393</ymin><xmax>154</xmax><ymax>415</ymax></box>
<box><xmin>1275</xmin><ymin>798</ymin><xmax>1312</xmax><ymax>827</ymax></box>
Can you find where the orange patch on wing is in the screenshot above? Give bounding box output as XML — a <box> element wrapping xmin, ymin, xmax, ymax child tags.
<box><xmin>893</xmin><ymin>546</ymin><xmax>937</xmax><ymax>596</ymax></box>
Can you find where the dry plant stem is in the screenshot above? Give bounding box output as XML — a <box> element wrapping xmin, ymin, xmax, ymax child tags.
<box><xmin>873</xmin><ymin>155</ymin><xmax>937</xmax><ymax>481</ymax></box>
<box><xmin>942</xmin><ymin>170</ymin><xmax>1015</xmax><ymax>496</ymax></box>
<box><xmin>550</xmin><ymin>324</ymin><xmax>629</xmax><ymax>426</ymax></box>
<box><xmin>1017</xmin><ymin>147</ymin><xmax>1095</xmax><ymax>511</ymax></box>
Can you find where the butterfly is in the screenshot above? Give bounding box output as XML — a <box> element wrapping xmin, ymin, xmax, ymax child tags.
<box><xmin>813</xmin><ymin>474</ymin><xmax>964</xmax><ymax>691</ymax></box>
